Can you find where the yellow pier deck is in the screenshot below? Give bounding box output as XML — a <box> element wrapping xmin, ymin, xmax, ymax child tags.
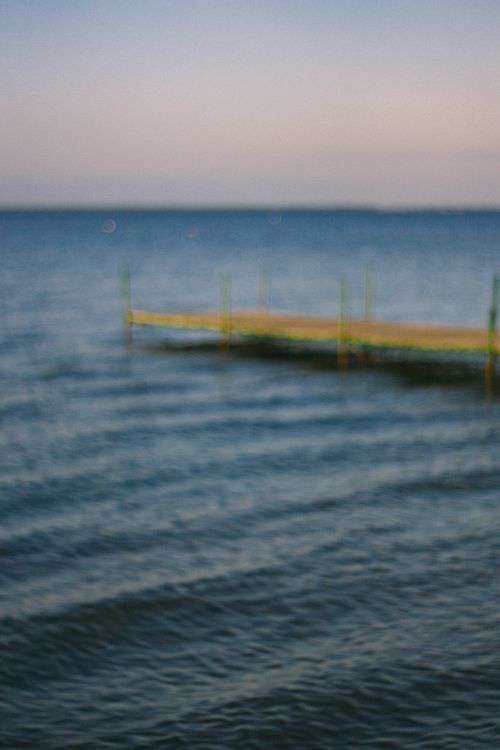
<box><xmin>130</xmin><ymin>309</ymin><xmax>499</xmax><ymax>355</ymax></box>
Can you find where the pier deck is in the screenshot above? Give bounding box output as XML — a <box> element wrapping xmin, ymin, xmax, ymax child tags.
<box><xmin>130</xmin><ymin>309</ymin><xmax>499</xmax><ymax>355</ymax></box>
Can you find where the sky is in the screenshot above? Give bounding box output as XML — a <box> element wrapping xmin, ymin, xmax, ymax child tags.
<box><xmin>1</xmin><ymin>0</ymin><xmax>499</xmax><ymax>207</ymax></box>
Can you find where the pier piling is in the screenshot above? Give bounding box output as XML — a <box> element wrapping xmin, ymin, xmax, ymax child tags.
<box><xmin>338</xmin><ymin>278</ymin><xmax>350</xmax><ymax>370</ymax></box>
<box><xmin>486</xmin><ymin>273</ymin><xmax>499</xmax><ymax>389</ymax></box>
<box><xmin>120</xmin><ymin>265</ymin><xmax>132</xmax><ymax>350</ymax></box>
<box><xmin>219</xmin><ymin>272</ymin><xmax>232</xmax><ymax>351</ymax></box>
<box><xmin>363</xmin><ymin>270</ymin><xmax>373</xmax><ymax>322</ymax></box>
<box><xmin>259</xmin><ymin>266</ymin><xmax>270</xmax><ymax>313</ymax></box>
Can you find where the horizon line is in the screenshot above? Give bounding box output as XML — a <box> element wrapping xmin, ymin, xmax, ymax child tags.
<box><xmin>2</xmin><ymin>202</ymin><xmax>500</xmax><ymax>213</ymax></box>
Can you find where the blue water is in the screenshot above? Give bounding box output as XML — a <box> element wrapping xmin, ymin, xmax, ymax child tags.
<box><xmin>2</xmin><ymin>209</ymin><xmax>500</xmax><ymax>748</ymax></box>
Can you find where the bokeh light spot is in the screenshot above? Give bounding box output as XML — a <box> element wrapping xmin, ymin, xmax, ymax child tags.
<box><xmin>102</xmin><ymin>218</ymin><xmax>117</xmax><ymax>234</ymax></box>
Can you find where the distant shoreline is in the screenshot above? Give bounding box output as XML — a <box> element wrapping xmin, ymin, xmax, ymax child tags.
<box><xmin>1</xmin><ymin>204</ymin><xmax>500</xmax><ymax>214</ymax></box>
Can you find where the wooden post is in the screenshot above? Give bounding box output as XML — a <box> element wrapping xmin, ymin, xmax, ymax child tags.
<box><xmin>120</xmin><ymin>265</ymin><xmax>132</xmax><ymax>350</ymax></box>
<box><xmin>259</xmin><ymin>266</ymin><xmax>270</xmax><ymax>313</ymax></box>
<box><xmin>359</xmin><ymin>269</ymin><xmax>374</xmax><ymax>365</ymax></box>
<box><xmin>338</xmin><ymin>278</ymin><xmax>350</xmax><ymax>370</ymax></box>
<box><xmin>363</xmin><ymin>269</ymin><xmax>373</xmax><ymax>322</ymax></box>
<box><xmin>486</xmin><ymin>273</ymin><xmax>499</xmax><ymax>389</ymax></box>
<box><xmin>219</xmin><ymin>272</ymin><xmax>232</xmax><ymax>350</ymax></box>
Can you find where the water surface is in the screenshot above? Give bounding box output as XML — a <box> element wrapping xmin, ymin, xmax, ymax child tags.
<box><xmin>1</xmin><ymin>209</ymin><xmax>500</xmax><ymax>748</ymax></box>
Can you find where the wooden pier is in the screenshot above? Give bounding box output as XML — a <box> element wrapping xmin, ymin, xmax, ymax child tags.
<box><xmin>121</xmin><ymin>269</ymin><xmax>500</xmax><ymax>386</ymax></box>
<box><xmin>129</xmin><ymin>308</ymin><xmax>498</xmax><ymax>355</ymax></box>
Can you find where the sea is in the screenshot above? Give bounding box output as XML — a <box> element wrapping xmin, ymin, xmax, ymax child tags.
<box><xmin>1</xmin><ymin>208</ymin><xmax>500</xmax><ymax>748</ymax></box>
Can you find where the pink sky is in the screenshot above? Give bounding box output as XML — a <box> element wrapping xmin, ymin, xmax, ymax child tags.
<box><xmin>2</xmin><ymin>0</ymin><xmax>499</xmax><ymax>206</ymax></box>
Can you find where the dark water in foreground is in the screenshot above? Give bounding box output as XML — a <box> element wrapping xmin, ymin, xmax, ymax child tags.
<box><xmin>2</xmin><ymin>209</ymin><xmax>500</xmax><ymax>748</ymax></box>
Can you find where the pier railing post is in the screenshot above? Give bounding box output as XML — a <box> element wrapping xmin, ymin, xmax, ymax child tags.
<box><xmin>259</xmin><ymin>266</ymin><xmax>270</xmax><ymax>313</ymax></box>
<box><xmin>120</xmin><ymin>265</ymin><xmax>132</xmax><ymax>350</ymax></box>
<box><xmin>338</xmin><ymin>278</ymin><xmax>350</xmax><ymax>370</ymax></box>
<box><xmin>359</xmin><ymin>269</ymin><xmax>375</xmax><ymax>366</ymax></box>
<box><xmin>259</xmin><ymin>266</ymin><xmax>271</xmax><ymax>313</ymax></box>
<box><xmin>486</xmin><ymin>273</ymin><xmax>499</xmax><ymax>389</ymax></box>
<box><xmin>363</xmin><ymin>269</ymin><xmax>373</xmax><ymax>322</ymax></box>
<box><xmin>219</xmin><ymin>272</ymin><xmax>232</xmax><ymax>351</ymax></box>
